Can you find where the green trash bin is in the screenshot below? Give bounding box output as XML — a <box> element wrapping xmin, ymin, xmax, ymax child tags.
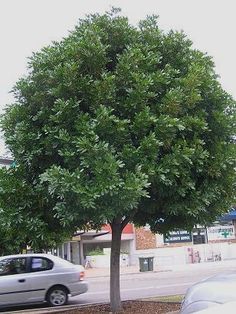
<box><xmin>139</xmin><ymin>256</ymin><xmax>154</xmax><ymax>272</ymax></box>
<box><xmin>148</xmin><ymin>256</ymin><xmax>154</xmax><ymax>271</ymax></box>
<box><xmin>139</xmin><ymin>257</ymin><xmax>149</xmax><ymax>272</ymax></box>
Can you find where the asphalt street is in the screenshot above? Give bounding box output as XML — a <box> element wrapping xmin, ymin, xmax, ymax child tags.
<box><xmin>71</xmin><ymin>260</ymin><xmax>236</xmax><ymax>305</ymax></box>
<box><xmin>2</xmin><ymin>260</ymin><xmax>236</xmax><ymax>312</ymax></box>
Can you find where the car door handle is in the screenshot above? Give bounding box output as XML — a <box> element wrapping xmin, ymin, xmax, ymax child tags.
<box><xmin>18</xmin><ymin>279</ymin><xmax>25</xmax><ymax>283</ymax></box>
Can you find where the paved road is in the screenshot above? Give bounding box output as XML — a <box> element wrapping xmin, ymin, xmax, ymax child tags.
<box><xmin>71</xmin><ymin>261</ymin><xmax>236</xmax><ymax>305</ymax></box>
<box><xmin>2</xmin><ymin>260</ymin><xmax>236</xmax><ymax>312</ymax></box>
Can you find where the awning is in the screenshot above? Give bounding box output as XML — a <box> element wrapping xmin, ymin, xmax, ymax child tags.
<box><xmin>220</xmin><ymin>209</ymin><xmax>236</xmax><ymax>221</ymax></box>
<box><xmin>73</xmin><ymin>230</ymin><xmax>109</xmax><ymax>240</ymax></box>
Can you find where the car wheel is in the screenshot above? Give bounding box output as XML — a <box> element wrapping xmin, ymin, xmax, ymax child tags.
<box><xmin>46</xmin><ymin>286</ymin><xmax>68</xmax><ymax>306</ymax></box>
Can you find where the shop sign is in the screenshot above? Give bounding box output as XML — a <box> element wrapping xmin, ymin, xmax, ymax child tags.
<box><xmin>207</xmin><ymin>225</ymin><xmax>235</xmax><ymax>240</ymax></box>
<box><xmin>164</xmin><ymin>230</ymin><xmax>192</xmax><ymax>243</ymax></box>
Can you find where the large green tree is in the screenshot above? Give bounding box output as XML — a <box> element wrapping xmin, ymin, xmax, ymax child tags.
<box><xmin>1</xmin><ymin>9</ymin><xmax>235</xmax><ymax>311</ymax></box>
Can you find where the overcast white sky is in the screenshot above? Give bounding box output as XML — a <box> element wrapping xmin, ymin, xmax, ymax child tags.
<box><xmin>0</xmin><ymin>0</ymin><xmax>236</xmax><ymax>155</ymax></box>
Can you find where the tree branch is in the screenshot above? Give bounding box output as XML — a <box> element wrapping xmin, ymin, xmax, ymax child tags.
<box><xmin>121</xmin><ymin>216</ymin><xmax>130</xmax><ymax>230</ymax></box>
<box><xmin>121</xmin><ymin>209</ymin><xmax>138</xmax><ymax>230</ymax></box>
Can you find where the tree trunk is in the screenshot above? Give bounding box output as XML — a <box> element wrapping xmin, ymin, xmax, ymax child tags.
<box><xmin>110</xmin><ymin>219</ymin><xmax>122</xmax><ymax>313</ymax></box>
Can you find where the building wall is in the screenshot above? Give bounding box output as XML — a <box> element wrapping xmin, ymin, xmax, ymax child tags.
<box><xmin>135</xmin><ymin>227</ymin><xmax>156</xmax><ymax>250</ymax></box>
<box><xmin>60</xmin><ymin>222</ymin><xmax>236</xmax><ymax>267</ymax></box>
<box><xmin>131</xmin><ymin>242</ymin><xmax>236</xmax><ymax>268</ymax></box>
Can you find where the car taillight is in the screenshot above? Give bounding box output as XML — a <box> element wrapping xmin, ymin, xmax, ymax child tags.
<box><xmin>79</xmin><ymin>271</ymin><xmax>85</xmax><ymax>281</ymax></box>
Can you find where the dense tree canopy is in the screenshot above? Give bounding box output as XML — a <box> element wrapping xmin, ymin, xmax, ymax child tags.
<box><xmin>0</xmin><ymin>166</ymin><xmax>69</xmax><ymax>254</ymax></box>
<box><xmin>1</xmin><ymin>9</ymin><xmax>235</xmax><ymax>311</ymax></box>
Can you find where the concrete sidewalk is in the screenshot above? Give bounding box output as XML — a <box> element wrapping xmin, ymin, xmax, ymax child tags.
<box><xmin>85</xmin><ymin>258</ymin><xmax>236</xmax><ymax>278</ymax></box>
<box><xmin>85</xmin><ymin>265</ymin><xmax>171</xmax><ymax>278</ymax></box>
<box><xmin>86</xmin><ymin>265</ymin><xmax>144</xmax><ymax>278</ymax></box>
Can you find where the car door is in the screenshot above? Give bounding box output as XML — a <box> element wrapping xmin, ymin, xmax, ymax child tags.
<box><xmin>25</xmin><ymin>256</ymin><xmax>54</xmax><ymax>303</ymax></box>
<box><xmin>0</xmin><ymin>257</ymin><xmax>31</xmax><ymax>305</ymax></box>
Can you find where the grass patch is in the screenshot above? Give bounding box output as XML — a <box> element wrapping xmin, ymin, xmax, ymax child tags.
<box><xmin>142</xmin><ymin>294</ymin><xmax>183</xmax><ymax>303</ymax></box>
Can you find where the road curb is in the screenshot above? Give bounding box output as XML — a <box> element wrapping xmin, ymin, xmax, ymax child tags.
<box><xmin>4</xmin><ymin>302</ymin><xmax>107</xmax><ymax>314</ymax></box>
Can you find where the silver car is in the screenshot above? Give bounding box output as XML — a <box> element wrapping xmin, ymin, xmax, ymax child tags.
<box><xmin>0</xmin><ymin>253</ymin><xmax>88</xmax><ymax>307</ymax></box>
<box><xmin>181</xmin><ymin>271</ymin><xmax>236</xmax><ymax>313</ymax></box>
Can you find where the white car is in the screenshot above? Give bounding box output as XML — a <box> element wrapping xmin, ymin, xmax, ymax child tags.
<box><xmin>0</xmin><ymin>253</ymin><xmax>88</xmax><ymax>307</ymax></box>
<box><xmin>181</xmin><ymin>271</ymin><xmax>236</xmax><ymax>313</ymax></box>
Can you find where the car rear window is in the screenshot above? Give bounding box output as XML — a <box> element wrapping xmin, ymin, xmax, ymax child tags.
<box><xmin>31</xmin><ymin>257</ymin><xmax>53</xmax><ymax>272</ymax></box>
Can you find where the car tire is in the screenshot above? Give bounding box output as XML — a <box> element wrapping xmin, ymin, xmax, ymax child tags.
<box><xmin>46</xmin><ymin>285</ymin><xmax>68</xmax><ymax>306</ymax></box>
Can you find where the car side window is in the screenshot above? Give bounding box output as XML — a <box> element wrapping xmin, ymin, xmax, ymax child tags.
<box><xmin>31</xmin><ymin>257</ymin><xmax>53</xmax><ymax>272</ymax></box>
<box><xmin>0</xmin><ymin>258</ymin><xmax>27</xmax><ymax>276</ymax></box>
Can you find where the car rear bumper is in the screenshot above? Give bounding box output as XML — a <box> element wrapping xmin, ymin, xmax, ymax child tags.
<box><xmin>69</xmin><ymin>281</ymin><xmax>88</xmax><ymax>296</ymax></box>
